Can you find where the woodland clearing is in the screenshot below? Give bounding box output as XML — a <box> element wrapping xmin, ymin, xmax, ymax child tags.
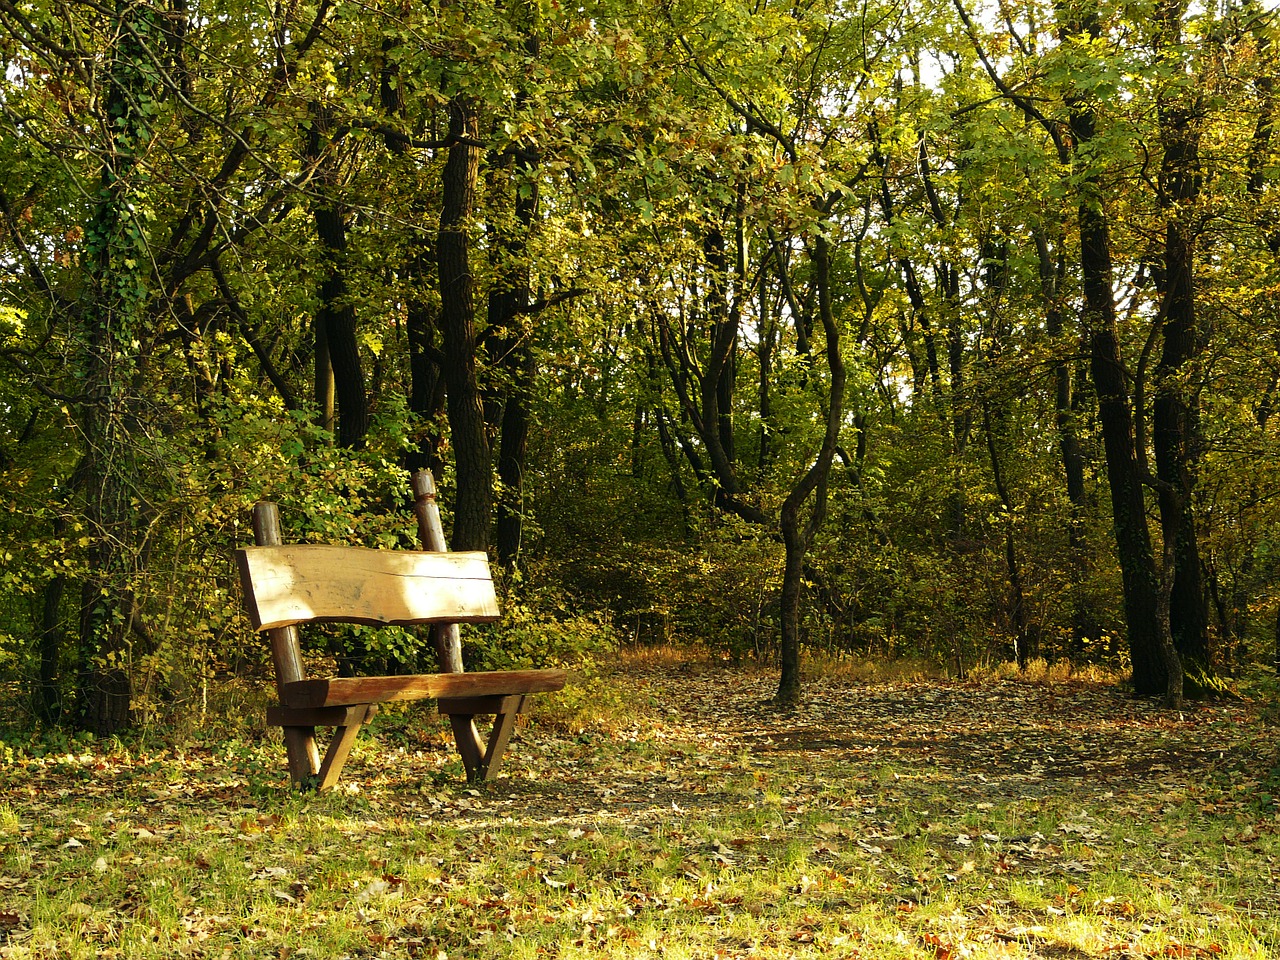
<box><xmin>1</xmin><ymin>655</ymin><xmax>1277</xmax><ymax>959</ymax></box>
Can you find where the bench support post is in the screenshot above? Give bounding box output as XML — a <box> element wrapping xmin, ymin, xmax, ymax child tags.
<box><xmin>253</xmin><ymin>502</ymin><xmax>322</xmax><ymax>786</ymax></box>
<box><xmin>316</xmin><ymin>703</ymin><xmax>375</xmax><ymax>791</ymax></box>
<box><xmin>439</xmin><ymin>694</ymin><xmax>528</xmax><ymax>782</ymax></box>
<box><xmin>411</xmin><ymin>470</ymin><xmax>465</xmax><ymax>673</ymax></box>
<box><xmin>267</xmin><ymin>704</ymin><xmax>376</xmax><ymax>791</ymax></box>
<box><xmin>412</xmin><ymin>468</ymin><xmax>489</xmax><ymax>775</ymax></box>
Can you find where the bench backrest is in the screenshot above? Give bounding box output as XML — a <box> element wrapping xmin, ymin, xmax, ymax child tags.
<box><xmin>236</xmin><ymin>543</ymin><xmax>501</xmax><ymax>632</ymax></box>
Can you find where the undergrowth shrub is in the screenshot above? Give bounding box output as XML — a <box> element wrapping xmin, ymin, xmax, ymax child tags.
<box><xmin>465</xmin><ymin>578</ymin><xmax>633</xmax><ymax>734</ymax></box>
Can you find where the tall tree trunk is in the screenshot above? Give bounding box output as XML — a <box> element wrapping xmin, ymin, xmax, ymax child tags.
<box><xmin>1071</xmin><ymin>125</ymin><xmax>1165</xmax><ymax>695</ymax></box>
<box><xmin>438</xmin><ymin>92</ymin><xmax>491</xmax><ymax>551</ymax></box>
<box><xmin>1246</xmin><ymin>4</ymin><xmax>1277</xmax><ymax>253</ymax></box>
<box><xmin>1152</xmin><ymin>0</ymin><xmax>1210</xmax><ymax>677</ymax></box>
<box><xmin>75</xmin><ymin>0</ymin><xmax>162</xmax><ymax>736</ymax></box>
<box><xmin>1036</xmin><ymin>230</ymin><xmax>1096</xmax><ymax>651</ymax></box>
<box><xmin>1058</xmin><ymin>0</ymin><xmax>1165</xmax><ymax>695</ymax></box>
<box><xmin>488</xmin><ymin>115</ymin><xmax>540</xmax><ymax>569</ymax></box>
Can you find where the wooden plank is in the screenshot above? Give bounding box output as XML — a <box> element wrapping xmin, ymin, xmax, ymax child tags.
<box><xmin>280</xmin><ymin>668</ymin><xmax>568</xmax><ymax>709</ymax></box>
<box><xmin>236</xmin><ymin>544</ymin><xmax>500</xmax><ymax>631</ymax></box>
<box><xmin>266</xmin><ymin>704</ymin><xmax>373</xmax><ymax>727</ymax></box>
<box><xmin>438</xmin><ymin>694</ymin><xmax>526</xmax><ymax>716</ymax></box>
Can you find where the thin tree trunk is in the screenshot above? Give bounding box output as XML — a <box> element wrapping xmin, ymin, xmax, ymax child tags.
<box><xmin>306</xmin><ymin>107</ymin><xmax>367</xmax><ymax>448</ymax></box>
<box><xmin>982</xmin><ymin>400</ymin><xmax>1035</xmax><ymax>666</ymax></box>
<box><xmin>1036</xmin><ymin>230</ymin><xmax>1095</xmax><ymax>651</ymax></box>
<box><xmin>495</xmin><ymin>346</ymin><xmax>534</xmax><ymax>566</ymax></box>
<box><xmin>39</xmin><ymin>573</ymin><xmax>65</xmax><ymax>724</ymax></box>
<box><xmin>756</xmin><ymin>274</ymin><xmax>776</xmax><ymax>473</ymax></box>
<box><xmin>1155</xmin><ymin>530</ymin><xmax>1185</xmax><ymax>708</ymax></box>
<box><xmin>404</xmin><ymin>243</ymin><xmax>447</xmax><ymax>477</ymax></box>
<box><xmin>488</xmin><ymin>108</ymin><xmax>539</xmax><ymax>569</ymax></box>
<box><xmin>776</xmin><ymin>234</ymin><xmax>845</xmax><ymax>705</ymax></box>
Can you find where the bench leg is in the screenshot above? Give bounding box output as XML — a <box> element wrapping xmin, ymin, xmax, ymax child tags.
<box><xmin>316</xmin><ymin>704</ymin><xmax>375</xmax><ymax>792</ymax></box>
<box><xmin>269</xmin><ymin>704</ymin><xmax>375</xmax><ymax>791</ymax></box>
<box><xmin>480</xmin><ymin>696</ymin><xmax>527</xmax><ymax>782</ymax></box>
<box><xmin>439</xmin><ymin>694</ymin><xmax>528</xmax><ymax>782</ymax></box>
<box><xmin>448</xmin><ymin>716</ymin><xmax>486</xmax><ymax>782</ymax></box>
<box><xmin>283</xmin><ymin>727</ymin><xmax>321</xmax><ymax>787</ymax></box>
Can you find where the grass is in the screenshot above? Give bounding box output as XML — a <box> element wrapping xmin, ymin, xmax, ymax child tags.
<box><xmin>1</xmin><ymin>658</ymin><xmax>1278</xmax><ymax>958</ymax></box>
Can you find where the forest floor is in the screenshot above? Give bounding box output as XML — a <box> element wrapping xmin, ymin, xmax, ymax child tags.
<box><xmin>2</xmin><ymin>653</ymin><xmax>1278</xmax><ymax>959</ymax></box>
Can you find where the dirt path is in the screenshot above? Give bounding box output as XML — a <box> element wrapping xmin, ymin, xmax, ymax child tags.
<box><xmin>399</xmin><ymin>663</ymin><xmax>1266</xmax><ymax>834</ymax></box>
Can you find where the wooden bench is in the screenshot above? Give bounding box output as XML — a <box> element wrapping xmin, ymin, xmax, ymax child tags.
<box><xmin>235</xmin><ymin>470</ymin><xmax>567</xmax><ymax>791</ymax></box>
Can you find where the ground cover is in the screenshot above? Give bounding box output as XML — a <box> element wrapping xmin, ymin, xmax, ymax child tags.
<box><xmin>1</xmin><ymin>657</ymin><xmax>1277</xmax><ymax>959</ymax></box>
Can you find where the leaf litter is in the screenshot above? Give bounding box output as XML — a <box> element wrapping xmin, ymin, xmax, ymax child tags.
<box><xmin>1</xmin><ymin>662</ymin><xmax>1277</xmax><ymax>958</ymax></box>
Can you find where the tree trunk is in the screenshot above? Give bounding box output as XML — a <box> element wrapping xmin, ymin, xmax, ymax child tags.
<box><xmin>982</xmin><ymin>400</ymin><xmax>1035</xmax><ymax>666</ymax></box>
<box><xmin>1152</xmin><ymin>0</ymin><xmax>1210</xmax><ymax>677</ymax></box>
<box><xmin>1061</xmin><ymin>0</ymin><xmax>1164</xmax><ymax>695</ymax></box>
<box><xmin>756</xmin><ymin>274</ymin><xmax>776</xmax><ymax>473</ymax></box>
<box><xmin>75</xmin><ymin>0</ymin><xmax>160</xmax><ymax>736</ymax></box>
<box><xmin>1036</xmin><ymin>230</ymin><xmax>1096</xmax><ymax>651</ymax></box>
<box><xmin>776</xmin><ymin>234</ymin><xmax>845</xmax><ymax>706</ymax></box>
<box><xmin>307</xmin><ymin>107</ymin><xmax>367</xmax><ymax>449</ymax></box>
<box><xmin>1155</xmin><ymin>531</ymin><xmax>1185</xmax><ymax>709</ymax></box>
<box><xmin>495</xmin><ymin>347</ymin><xmax>534</xmax><ymax>567</ymax></box>
<box><xmin>1080</xmin><ymin>203</ymin><xmax>1164</xmax><ymax>695</ymax></box>
<box><xmin>437</xmin><ymin>92</ymin><xmax>491</xmax><ymax>551</ymax></box>
<box><xmin>488</xmin><ymin>121</ymin><xmax>540</xmax><ymax>569</ymax></box>
<box><xmin>776</xmin><ymin>518</ymin><xmax>807</xmax><ymax>704</ymax></box>
<box><xmin>700</xmin><ymin>227</ymin><xmax>743</xmax><ymax>507</ymax></box>
<box><xmin>38</xmin><ymin>573</ymin><xmax>65</xmax><ymax>725</ymax></box>
<box><xmin>405</xmin><ymin>235</ymin><xmax>447</xmax><ymax>478</ymax></box>
<box><xmin>704</xmin><ymin>229</ymin><xmax>738</xmax><ymax>469</ymax></box>
<box><xmin>314</xmin><ymin>207</ymin><xmax>367</xmax><ymax>448</ymax></box>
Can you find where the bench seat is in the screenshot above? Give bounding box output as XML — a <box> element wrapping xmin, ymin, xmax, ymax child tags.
<box><xmin>277</xmin><ymin>668</ymin><xmax>569</xmax><ymax>710</ymax></box>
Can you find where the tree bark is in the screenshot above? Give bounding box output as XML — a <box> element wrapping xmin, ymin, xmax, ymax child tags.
<box><xmin>437</xmin><ymin>93</ymin><xmax>491</xmax><ymax>551</ymax></box>
<box><xmin>76</xmin><ymin>0</ymin><xmax>161</xmax><ymax>736</ymax></box>
<box><xmin>1060</xmin><ymin>0</ymin><xmax>1165</xmax><ymax>695</ymax></box>
<box><xmin>38</xmin><ymin>572</ymin><xmax>65</xmax><ymax>725</ymax></box>
<box><xmin>1077</xmin><ymin>165</ymin><xmax>1165</xmax><ymax>694</ymax></box>
<box><xmin>306</xmin><ymin>107</ymin><xmax>367</xmax><ymax>448</ymax></box>
<box><xmin>704</xmin><ymin>229</ymin><xmax>738</xmax><ymax>470</ymax></box>
<box><xmin>756</xmin><ymin>273</ymin><xmax>777</xmax><ymax>473</ymax></box>
<box><xmin>487</xmin><ymin>121</ymin><xmax>540</xmax><ymax>569</ymax></box>
<box><xmin>1036</xmin><ymin>230</ymin><xmax>1096</xmax><ymax>650</ymax></box>
<box><xmin>403</xmin><ymin>229</ymin><xmax>447</xmax><ymax>477</ymax></box>
<box><xmin>776</xmin><ymin>234</ymin><xmax>845</xmax><ymax>705</ymax></box>
<box><xmin>982</xmin><ymin>398</ymin><xmax>1035</xmax><ymax>666</ymax></box>
<box><xmin>1152</xmin><ymin>0</ymin><xmax>1210</xmax><ymax>676</ymax></box>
